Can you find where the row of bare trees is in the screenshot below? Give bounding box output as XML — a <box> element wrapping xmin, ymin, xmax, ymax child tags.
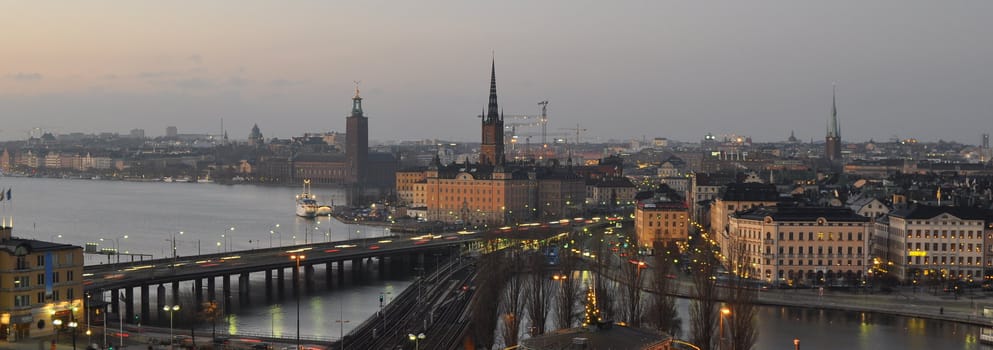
<box><xmin>468</xmin><ymin>225</ymin><xmax>758</xmax><ymax>350</ymax></box>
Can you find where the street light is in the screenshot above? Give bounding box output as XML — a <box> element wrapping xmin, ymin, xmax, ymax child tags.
<box><xmin>100</xmin><ymin>235</ymin><xmax>129</xmax><ymax>263</ymax></box>
<box><xmin>408</xmin><ymin>333</ymin><xmax>426</xmax><ymax>350</ymax></box>
<box><xmin>290</xmin><ymin>254</ymin><xmax>306</xmax><ymax>350</ymax></box>
<box><xmin>336</xmin><ymin>301</ymin><xmax>350</xmax><ymax>350</ymax></box>
<box><xmin>171</xmin><ymin>231</ymin><xmax>184</xmax><ymax>260</ymax></box>
<box><xmin>163</xmin><ymin>304</ymin><xmax>181</xmax><ymax>345</ymax></box>
<box><xmin>794</xmin><ymin>337</ymin><xmax>800</xmax><ymax>350</ymax></box>
<box><xmin>270</xmin><ymin>223</ymin><xmax>281</xmax><ymax>247</ymax></box>
<box><xmin>53</xmin><ymin>318</ymin><xmax>63</xmax><ymax>345</ymax></box>
<box><xmin>718</xmin><ymin>307</ymin><xmax>731</xmax><ymax>350</ymax></box>
<box><xmin>68</xmin><ymin>320</ymin><xmax>78</xmax><ymax>350</ymax></box>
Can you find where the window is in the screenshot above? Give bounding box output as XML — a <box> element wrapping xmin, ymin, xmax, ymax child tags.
<box><xmin>37</xmin><ymin>255</ymin><xmax>45</xmax><ymax>267</ymax></box>
<box><xmin>14</xmin><ymin>295</ymin><xmax>30</xmax><ymax>307</ymax></box>
<box><xmin>67</xmin><ymin>287</ymin><xmax>74</xmax><ymax>300</ymax></box>
<box><xmin>14</xmin><ymin>276</ymin><xmax>30</xmax><ymax>288</ymax></box>
<box><xmin>52</xmin><ymin>290</ymin><xmax>60</xmax><ymax>301</ymax></box>
<box><xmin>36</xmin><ymin>274</ymin><xmax>44</xmax><ymax>286</ymax></box>
<box><xmin>52</xmin><ymin>272</ymin><xmax>60</xmax><ymax>283</ymax></box>
<box><xmin>67</xmin><ymin>271</ymin><xmax>74</xmax><ymax>281</ymax></box>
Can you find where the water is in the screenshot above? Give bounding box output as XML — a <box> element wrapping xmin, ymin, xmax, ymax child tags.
<box><xmin>0</xmin><ymin>177</ymin><xmax>987</xmax><ymax>349</ymax></box>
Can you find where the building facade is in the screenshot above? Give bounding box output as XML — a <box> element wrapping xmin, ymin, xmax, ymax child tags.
<box><xmin>634</xmin><ymin>197</ymin><xmax>689</xmax><ymax>251</ymax></box>
<box><xmin>1</xmin><ymin>227</ymin><xmax>84</xmax><ymax>342</ymax></box>
<box><xmin>885</xmin><ymin>206</ymin><xmax>990</xmax><ymax>283</ymax></box>
<box><xmin>728</xmin><ymin>206</ymin><xmax>870</xmax><ymax>286</ymax></box>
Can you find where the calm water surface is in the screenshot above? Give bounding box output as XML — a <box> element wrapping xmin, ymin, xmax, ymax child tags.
<box><xmin>0</xmin><ymin>177</ymin><xmax>988</xmax><ymax>348</ymax></box>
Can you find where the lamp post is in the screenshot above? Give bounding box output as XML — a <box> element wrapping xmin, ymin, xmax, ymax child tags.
<box><xmin>163</xmin><ymin>304</ymin><xmax>180</xmax><ymax>346</ymax></box>
<box><xmin>171</xmin><ymin>231</ymin><xmax>184</xmax><ymax>260</ymax></box>
<box><xmin>718</xmin><ymin>307</ymin><xmax>731</xmax><ymax>350</ymax></box>
<box><xmin>68</xmin><ymin>320</ymin><xmax>78</xmax><ymax>350</ymax></box>
<box><xmin>100</xmin><ymin>235</ymin><xmax>129</xmax><ymax>263</ymax></box>
<box><xmin>793</xmin><ymin>337</ymin><xmax>800</xmax><ymax>350</ymax></box>
<box><xmin>270</xmin><ymin>223</ymin><xmax>281</xmax><ymax>247</ymax></box>
<box><xmin>336</xmin><ymin>302</ymin><xmax>350</xmax><ymax>350</ymax></box>
<box><xmin>408</xmin><ymin>333</ymin><xmax>426</xmax><ymax>350</ymax></box>
<box><xmin>290</xmin><ymin>254</ymin><xmax>306</xmax><ymax>350</ymax></box>
<box><xmin>53</xmin><ymin>318</ymin><xmax>62</xmax><ymax>346</ymax></box>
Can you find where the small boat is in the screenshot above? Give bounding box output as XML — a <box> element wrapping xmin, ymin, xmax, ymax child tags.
<box><xmin>197</xmin><ymin>171</ymin><xmax>214</xmax><ymax>183</ymax></box>
<box><xmin>316</xmin><ymin>205</ymin><xmax>332</xmax><ymax>217</ymax></box>
<box><xmin>296</xmin><ymin>179</ymin><xmax>318</xmax><ymax>218</ymax></box>
<box><xmin>163</xmin><ymin>176</ymin><xmax>174</xmax><ymax>183</ymax></box>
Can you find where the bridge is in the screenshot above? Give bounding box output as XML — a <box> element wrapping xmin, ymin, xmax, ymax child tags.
<box><xmin>81</xmin><ymin>223</ymin><xmax>572</xmax><ymax>345</ymax></box>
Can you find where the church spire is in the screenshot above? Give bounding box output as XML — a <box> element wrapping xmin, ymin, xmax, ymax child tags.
<box><xmin>827</xmin><ymin>84</ymin><xmax>839</xmax><ymax>138</ymax></box>
<box><xmin>486</xmin><ymin>58</ymin><xmax>500</xmax><ymax>122</ymax></box>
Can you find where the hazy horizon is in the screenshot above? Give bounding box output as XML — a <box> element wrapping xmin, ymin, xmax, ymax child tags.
<box><xmin>2</xmin><ymin>1</ymin><xmax>992</xmax><ymax>144</ymax></box>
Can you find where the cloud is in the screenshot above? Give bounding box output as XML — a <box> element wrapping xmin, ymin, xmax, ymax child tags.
<box><xmin>138</xmin><ymin>71</ymin><xmax>181</xmax><ymax>79</ymax></box>
<box><xmin>6</xmin><ymin>72</ymin><xmax>43</xmax><ymax>81</ymax></box>
<box><xmin>268</xmin><ymin>79</ymin><xmax>307</xmax><ymax>87</ymax></box>
<box><xmin>188</xmin><ymin>54</ymin><xmax>203</xmax><ymax>64</ymax></box>
<box><xmin>227</xmin><ymin>77</ymin><xmax>252</xmax><ymax>87</ymax></box>
<box><xmin>175</xmin><ymin>78</ymin><xmax>212</xmax><ymax>89</ymax></box>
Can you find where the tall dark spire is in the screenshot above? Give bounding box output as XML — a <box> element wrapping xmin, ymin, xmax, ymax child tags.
<box><xmin>827</xmin><ymin>84</ymin><xmax>839</xmax><ymax>139</ymax></box>
<box><xmin>486</xmin><ymin>58</ymin><xmax>500</xmax><ymax>121</ymax></box>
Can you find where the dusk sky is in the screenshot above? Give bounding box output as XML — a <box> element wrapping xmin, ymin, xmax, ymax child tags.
<box><xmin>2</xmin><ymin>1</ymin><xmax>991</xmax><ymax>144</ymax></box>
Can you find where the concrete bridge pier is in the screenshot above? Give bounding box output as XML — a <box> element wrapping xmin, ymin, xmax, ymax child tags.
<box><xmin>140</xmin><ymin>284</ymin><xmax>150</xmax><ymax>325</ymax></box>
<box><xmin>239</xmin><ymin>273</ymin><xmax>250</xmax><ymax>305</ymax></box>
<box><xmin>207</xmin><ymin>276</ymin><xmax>216</xmax><ymax>302</ymax></box>
<box><xmin>277</xmin><ymin>268</ymin><xmax>285</xmax><ymax>296</ymax></box>
<box><xmin>194</xmin><ymin>278</ymin><xmax>203</xmax><ymax>305</ymax></box>
<box><xmin>124</xmin><ymin>287</ymin><xmax>134</xmax><ymax>325</ymax></box>
<box><xmin>156</xmin><ymin>284</ymin><xmax>166</xmax><ymax>320</ymax></box>
<box><xmin>110</xmin><ymin>289</ymin><xmax>119</xmax><ymax>314</ymax></box>
<box><xmin>304</xmin><ymin>264</ymin><xmax>315</xmax><ymax>290</ymax></box>
<box><xmin>222</xmin><ymin>275</ymin><xmax>232</xmax><ymax>314</ymax></box>
<box><xmin>265</xmin><ymin>269</ymin><xmax>273</xmax><ymax>300</ymax></box>
<box><xmin>337</xmin><ymin>261</ymin><xmax>345</xmax><ymax>284</ymax></box>
<box><xmin>172</xmin><ymin>281</ymin><xmax>180</xmax><ymax>306</ymax></box>
<box><xmin>352</xmin><ymin>258</ymin><xmax>363</xmax><ymax>282</ymax></box>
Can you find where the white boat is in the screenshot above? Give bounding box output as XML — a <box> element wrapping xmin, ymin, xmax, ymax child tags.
<box><xmin>197</xmin><ymin>171</ymin><xmax>214</xmax><ymax>183</ymax></box>
<box><xmin>316</xmin><ymin>205</ymin><xmax>332</xmax><ymax>217</ymax></box>
<box><xmin>296</xmin><ymin>179</ymin><xmax>318</xmax><ymax>218</ymax></box>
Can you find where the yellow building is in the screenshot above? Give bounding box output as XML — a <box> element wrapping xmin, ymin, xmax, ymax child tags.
<box><xmin>1</xmin><ymin>226</ymin><xmax>84</xmax><ymax>342</ymax></box>
<box><xmin>727</xmin><ymin>206</ymin><xmax>870</xmax><ymax>286</ymax></box>
<box><xmin>634</xmin><ymin>198</ymin><xmax>689</xmax><ymax>251</ymax></box>
<box><xmin>886</xmin><ymin>205</ymin><xmax>989</xmax><ymax>282</ymax></box>
<box><xmin>710</xmin><ymin>182</ymin><xmax>780</xmax><ymax>238</ymax></box>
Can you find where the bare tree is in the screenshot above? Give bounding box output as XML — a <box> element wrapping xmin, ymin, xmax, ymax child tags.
<box><xmin>554</xmin><ymin>248</ymin><xmax>581</xmax><ymax>329</ymax></box>
<box><xmin>525</xmin><ymin>251</ymin><xmax>553</xmax><ymax>335</ymax></box>
<box><xmin>724</xmin><ymin>237</ymin><xmax>759</xmax><ymax>350</ymax></box>
<box><xmin>500</xmin><ymin>244</ymin><xmax>526</xmax><ymax>347</ymax></box>
<box><xmin>470</xmin><ymin>250</ymin><xmax>506</xmax><ymax>349</ymax></box>
<box><xmin>198</xmin><ymin>300</ymin><xmax>223</xmax><ymax>343</ymax></box>
<box><xmin>591</xmin><ymin>231</ymin><xmax>617</xmax><ymax>321</ymax></box>
<box><xmin>646</xmin><ymin>244</ymin><xmax>681</xmax><ymax>337</ymax></box>
<box><xmin>689</xmin><ymin>247</ymin><xmax>719</xmax><ymax>350</ymax></box>
<box><xmin>619</xmin><ymin>244</ymin><xmax>646</xmax><ymax>327</ymax></box>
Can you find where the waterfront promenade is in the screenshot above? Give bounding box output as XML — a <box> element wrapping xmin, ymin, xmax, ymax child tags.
<box><xmin>667</xmin><ymin>276</ymin><xmax>993</xmax><ymax>327</ymax></box>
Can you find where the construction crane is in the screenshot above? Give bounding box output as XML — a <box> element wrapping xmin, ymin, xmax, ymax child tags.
<box><xmin>559</xmin><ymin>123</ymin><xmax>587</xmax><ymax>145</ymax></box>
<box><xmin>537</xmin><ymin>100</ymin><xmax>549</xmax><ymax>147</ymax></box>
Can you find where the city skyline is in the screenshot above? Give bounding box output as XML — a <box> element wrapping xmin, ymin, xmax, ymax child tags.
<box><xmin>2</xmin><ymin>1</ymin><xmax>992</xmax><ymax>144</ymax></box>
